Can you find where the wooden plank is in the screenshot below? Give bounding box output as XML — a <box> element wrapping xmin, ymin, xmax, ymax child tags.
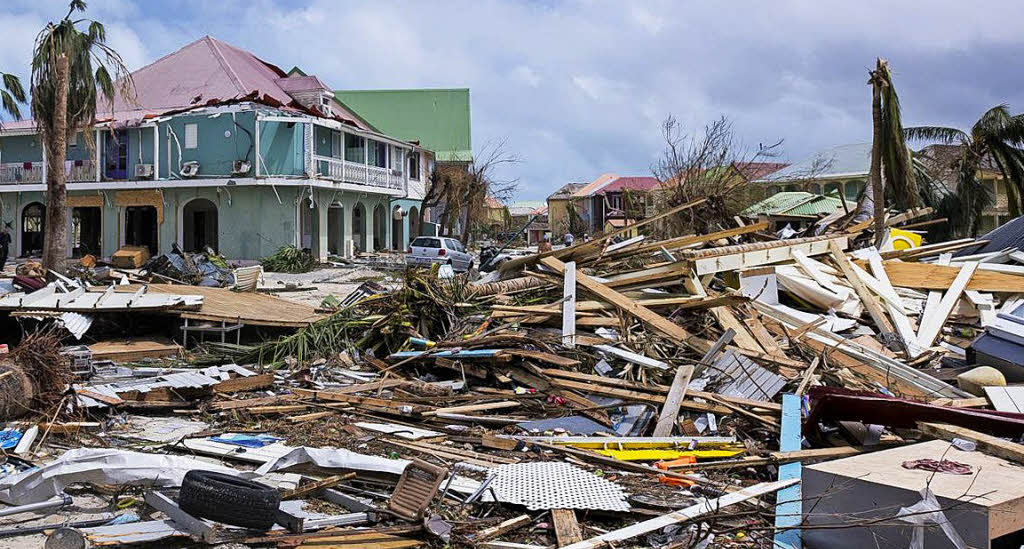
<box><xmin>88</xmin><ymin>338</ymin><xmax>182</xmax><ymax>362</ymax></box>
<box><xmin>283</xmin><ymin>473</ymin><xmax>356</xmax><ymax>500</ymax></box>
<box><xmin>773</xmin><ymin>394</ymin><xmax>802</xmax><ymax>549</ymax></box>
<box><xmin>421</xmin><ymin>401</ymin><xmax>519</xmax><ymax>417</ymax></box>
<box><xmin>561</xmin><ymin>480</ymin><xmax>798</xmax><ymax>549</ymax></box>
<box><xmin>652</xmin><ymin>364</ymin><xmax>694</xmax><ymax>437</ymax></box>
<box><xmin>292</xmin><ymin>388</ymin><xmax>425</xmax><ymax>413</ymax></box>
<box><xmin>211</xmin><ymin>394</ymin><xmax>297</xmax><ymax>411</ymax></box>
<box><xmin>605</xmin><ymin>221</ymin><xmax>771</xmax><ymax>259</ymax></box>
<box><xmin>875</xmin><ymin>259</ymin><xmax>1024</xmax><ymax>292</ymax></box>
<box><xmin>550</xmin><ymin>378</ymin><xmax>733</xmax><ymax>415</ymax></box>
<box><xmin>828</xmin><ymin>240</ymin><xmax>894</xmax><ymax>338</ymax></box>
<box><xmin>684</xmin><ymin>276</ymin><xmax>763</xmax><ymax>353</ymax></box>
<box><xmin>470</xmin><ymin>515</ymin><xmax>532</xmax><ymax>543</ymax></box>
<box><xmin>794</xmin><ymin>357</ymin><xmax>819</xmax><ymax>397</ymax></box>
<box><xmin>867</xmin><ymin>251</ymin><xmax>922</xmax><ymax>357</ymax></box>
<box><xmin>213</xmin><ymin>373</ymin><xmax>273</xmax><ymax>393</ymax></box>
<box><xmin>984</xmin><ymin>387</ymin><xmax>1024</xmax><ymax>413</ymax></box>
<box><xmin>917</xmin><ymin>422</ymin><xmax>1024</xmax><ymax>465</ymax></box>
<box><xmin>146</xmin><ymin>284</ymin><xmax>324</xmax><ymax>327</ymax></box>
<box><xmin>916</xmin><ymin>261</ymin><xmax>979</xmax><ymax>349</ymax></box>
<box><xmin>552</xmin><ymin>509</ymin><xmax>583</xmax><ymax>547</ymax></box>
<box><xmin>562</xmin><ymin>261</ymin><xmax>576</xmax><ymax>347</ymax></box>
<box><xmin>682</xmin><ymin>234</ymin><xmax>849</xmax><ymax>276</ymax></box>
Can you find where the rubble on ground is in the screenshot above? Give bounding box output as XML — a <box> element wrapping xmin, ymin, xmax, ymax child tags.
<box><xmin>1</xmin><ymin>204</ymin><xmax>1024</xmax><ymax>548</ymax></box>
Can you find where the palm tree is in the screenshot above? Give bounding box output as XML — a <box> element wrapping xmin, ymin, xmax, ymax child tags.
<box><xmin>1</xmin><ymin>72</ymin><xmax>26</xmax><ymax>123</ymax></box>
<box><xmin>862</xmin><ymin>58</ymin><xmax>918</xmax><ymax>245</ymax></box>
<box><xmin>906</xmin><ymin>105</ymin><xmax>1024</xmax><ymax>237</ymax></box>
<box><xmin>30</xmin><ymin>0</ymin><xmax>133</xmax><ymax>272</ymax></box>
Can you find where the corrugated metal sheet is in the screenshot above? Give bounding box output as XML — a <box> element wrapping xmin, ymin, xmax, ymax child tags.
<box><xmin>740</xmin><ymin>191</ymin><xmax>849</xmax><ymax>217</ymax></box>
<box><xmin>756</xmin><ymin>143</ymin><xmax>871</xmax><ymax>183</ymax></box>
<box><xmin>75</xmin><ymin>364</ymin><xmax>257</xmax><ymax>408</ymax></box>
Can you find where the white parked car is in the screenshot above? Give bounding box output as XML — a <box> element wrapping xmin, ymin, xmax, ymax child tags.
<box><xmin>406</xmin><ymin>236</ymin><xmax>474</xmax><ymax>272</ymax></box>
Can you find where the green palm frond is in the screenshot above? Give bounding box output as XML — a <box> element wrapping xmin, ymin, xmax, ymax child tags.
<box><xmin>905</xmin><ymin>126</ymin><xmax>967</xmax><ymax>144</ymax></box>
<box><xmin>0</xmin><ymin>72</ymin><xmax>26</xmax><ymax>121</ymax></box>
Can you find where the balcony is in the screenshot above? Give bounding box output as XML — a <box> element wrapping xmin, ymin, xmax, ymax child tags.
<box><xmin>313</xmin><ymin>155</ymin><xmax>405</xmax><ymax>192</ymax></box>
<box><xmin>0</xmin><ymin>160</ymin><xmax>97</xmax><ymax>185</ymax></box>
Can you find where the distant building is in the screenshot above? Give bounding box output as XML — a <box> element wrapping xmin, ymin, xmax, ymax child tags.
<box><xmin>546</xmin><ymin>182</ymin><xmax>585</xmax><ymax>239</ymax></box>
<box><xmin>508</xmin><ymin>201</ymin><xmax>547</xmax><ymax>245</ymax></box>
<box><xmin>916</xmin><ymin>144</ymin><xmax>1012</xmax><ymax>233</ymax></box>
<box><xmin>755</xmin><ymin>143</ymin><xmax>871</xmax><ymax>202</ymax></box>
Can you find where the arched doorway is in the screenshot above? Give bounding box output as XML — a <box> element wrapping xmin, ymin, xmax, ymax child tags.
<box><xmin>352</xmin><ymin>202</ymin><xmax>365</xmax><ymax>253</ymax></box>
<box><xmin>183</xmin><ymin>198</ymin><xmax>218</xmax><ymax>253</ymax></box>
<box><xmin>21</xmin><ymin>202</ymin><xmax>45</xmax><ymax>257</ymax></box>
<box><xmin>327</xmin><ymin>204</ymin><xmax>343</xmax><ymax>256</ymax></box>
<box><xmin>391</xmin><ymin>206</ymin><xmax>404</xmax><ymax>250</ymax></box>
<box><xmin>299</xmin><ymin>196</ymin><xmax>316</xmax><ymax>252</ymax></box>
<box><xmin>71</xmin><ymin>207</ymin><xmax>102</xmax><ymax>258</ymax></box>
<box><xmin>373</xmin><ymin>204</ymin><xmax>387</xmax><ymax>251</ymax></box>
<box><xmin>408</xmin><ymin>206</ymin><xmax>419</xmax><ymax>239</ymax></box>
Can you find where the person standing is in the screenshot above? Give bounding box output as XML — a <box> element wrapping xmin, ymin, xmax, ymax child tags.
<box><xmin>563</xmin><ymin>232</ymin><xmax>575</xmax><ymax>247</ymax></box>
<box><xmin>0</xmin><ymin>224</ymin><xmax>11</xmax><ymax>272</ymax></box>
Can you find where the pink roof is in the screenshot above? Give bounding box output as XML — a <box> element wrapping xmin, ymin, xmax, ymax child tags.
<box><xmin>599</xmin><ymin>176</ymin><xmax>663</xmax><ymax>193</ymax></box>
<box><xmin>87</xmin><ymin>36</ymin><xmax>365</xmax><ymax>128</ymax></box>
<box><xmin>734</xmin><ymin>162</ymin><xmax>789</xmax><ymax>181</ymax></box>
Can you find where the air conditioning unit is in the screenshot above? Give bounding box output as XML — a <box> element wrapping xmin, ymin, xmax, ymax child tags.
<box><xmin>134</xmin><ymin>163</ymin><xmax>154</xmax><ymax>178</ymax></box>
<box><xmin>232</xmin><ymin>160</ymin><xmax>251</xmax><ymax>175</ymax></box>
<box><xmin>180</xmin><ymin>161</ymin><xmax>200</xmax><ymax>178</ymax></box>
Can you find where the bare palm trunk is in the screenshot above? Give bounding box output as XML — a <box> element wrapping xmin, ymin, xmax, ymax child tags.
<box><xmin>869</xmin><ymin>75</ymin><xmax>886</xmax><ymax>247</ymax></box>
<box><xmin>42</xmin><ymin>54</ymin><xmax>69</xmax><ymax>274</ymax></box>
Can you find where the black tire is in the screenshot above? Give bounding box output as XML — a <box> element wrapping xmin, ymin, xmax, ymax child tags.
<box><xmin>179</xmin><ymin>470</ymin><xmax>280</xmax><ymax>530</ymax></box>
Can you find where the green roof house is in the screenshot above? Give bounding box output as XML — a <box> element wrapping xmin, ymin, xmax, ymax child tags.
<box><xmin>334</xmin><ymin>89</ymin><xmax>472</xmax><ymax>164</ymax></box>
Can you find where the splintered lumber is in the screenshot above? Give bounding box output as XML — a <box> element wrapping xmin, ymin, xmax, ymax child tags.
<box><xmin>684</xmin><ymin>276</ymin><xmax>763</xmax><ymax>353</ymax></box>
<box><xmin>540</xmin><ymin>256</ymin><xmax>700</xmax><ymax>348</ymax></box>
<box><xmin>550</xmin><ymin>378</ymin><xmax>732</xmax><ymax>415</ymax></box>
<box><xmin>917</xmin><ymin>422</ymin><xmax>1024</xmax><ymax>465</ymax></box>
<box><xmin>499</xmin><ymin>197</ymin><xmax>707</xmax><ymax>273</ymax></box>
<box><xmin>828</xmin><ymin>240</ymin><xmax>894</xmax><ymax>338</ymax></box>
<box><xmin>469</xmin><ymin>514</ymin><xmax>532</xmax><ymax>542</ymax></box>
<box><xmin>552</xmin><ymin>509</ymin><xmax>584</xmax><ymax>547</ymax></box>
<box><xmin>561</xmin><ymin>479</ymin><xmax>798</xmax><ymax>549</ymax></box>
<box><xmin>873</xmin><ymin>260</ymin><xmax>1024</xmax><ymax>292</ymax></box>
<box><xmin>540</xmin><ymin>369</ymin><xmax>781</xmax><ymax>411</ymax></box>
<box><xmin>292</xmin><ymin>388</ymin><xmax>426</xmax><ymax>413</ymax></box>
<box><xmin>211</xmin><ymin>394</ymin><xmax>297</xmax><ymax>411</ymax></box>
<box><xmin>867</xmin><ymin>251</ymin><xmax>923</xmax><ymax>357</ymax></box>
<box><xmin>916</xmin><ymin>261</ymin><xmax>979</xmax><ymax>349</ymax></box>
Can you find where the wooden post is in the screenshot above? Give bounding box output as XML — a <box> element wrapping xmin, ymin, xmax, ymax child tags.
<box><xmin>552</xmin><ymin>508</ymin><xmax>584</xmax><ymax>547</ymax></box>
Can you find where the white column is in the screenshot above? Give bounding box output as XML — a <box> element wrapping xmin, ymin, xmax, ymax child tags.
<box><xmin>41</xmin><ymin>142</ymin><xmax>47</xmax><ymax>183</ymax></box>
<box><xmin>95</xmin><ymin>129</ymin><xmax>102</xmax><ymax>181</ymax></box>
<box><xmin>316</xmin><ymin>193</ymin><xmax>328</xmax><ymax>261</ymax></box>
<box><xmin>254</xmin><ymin>118</ymin><xmax>261</xmax><ymax>177</ymax></box>
<box><xmin>364</xmin><ymin>202</ymin><xmax>374</xmax><ymax>252</ymax></box>
<box><xmin>341</xmin><ymin>197</ymin><xmax>354</xmax><ymax>258</ymax></box>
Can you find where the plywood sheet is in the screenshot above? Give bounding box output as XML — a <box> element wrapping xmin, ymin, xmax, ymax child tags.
<box><xmin>145</xmin><ymin>284</ymin><xmax>324</xmax><ymax>327</ymax></box>
<box><xmin>89</xmin><ymin>338</ymin><xmax>182</xmax><ymax>361</ymax></box>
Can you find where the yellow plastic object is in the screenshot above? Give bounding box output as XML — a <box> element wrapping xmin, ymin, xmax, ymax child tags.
<box><xmin>595</xmin><ymin>449</ymin><xmax>744</xmax><ymax>461</ymax></box>
<box><xmin>888</xmin><ymin>228</ymin><xmax>922</xmax><ymax>250</ymax></box>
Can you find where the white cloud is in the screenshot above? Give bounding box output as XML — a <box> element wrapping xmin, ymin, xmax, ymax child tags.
<box><xmin>6</xmin><ymin>0</ymin><xmax>1024</xmax><ymax>199</ymax></box>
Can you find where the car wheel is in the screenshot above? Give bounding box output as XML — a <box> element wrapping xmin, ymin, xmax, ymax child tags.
<box><xmin>179</xmin><ymin>470</ymin><xmax>281</xmax><ymax>531</ymax></box>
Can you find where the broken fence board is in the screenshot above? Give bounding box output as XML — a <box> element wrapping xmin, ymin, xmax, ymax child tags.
<box><xmin>916</xmin><ymin>261</ymin><xmax>979</xmax><ymax>349</ymax></box>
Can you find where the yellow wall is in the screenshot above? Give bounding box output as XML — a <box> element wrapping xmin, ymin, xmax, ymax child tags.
<box><xmin>547</xmin><ymin>198</ymin><xmax>571</xmax><ymax>238</ymax></box>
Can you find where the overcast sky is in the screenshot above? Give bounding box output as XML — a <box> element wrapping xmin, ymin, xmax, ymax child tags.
<box><xmin>4</xmin><ymin>0</ymin><xmax>1024</xmax><ymax>201</ymax></box>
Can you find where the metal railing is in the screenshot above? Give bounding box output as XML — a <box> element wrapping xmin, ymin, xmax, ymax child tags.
<box><xmin>313</xmin><ymin>155</ymin><xmax>405</xmax><ymax>191</ymax></box>
<box><xmin>0</xmin><ymin>160</ymin><xmax>97</xmax><ymax>184</ymax></box>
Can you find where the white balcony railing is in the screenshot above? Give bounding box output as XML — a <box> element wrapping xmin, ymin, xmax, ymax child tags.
<box><xmin>313</xmin><ymin>155</ymin><xmax>405</xmax><ymax>191</ymax></box>
<box><xmin>0</xmin><ymin>160</ymin><xmax>97</xmax><ymax>185</ymax></box>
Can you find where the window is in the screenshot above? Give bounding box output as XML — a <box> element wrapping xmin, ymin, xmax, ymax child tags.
<box><xmin>367</xmin><ymin>140</ymin><xmax>387</xmax><ymax>168</ymax></box>
<box><xmin>409</xmin><ymin>153</ymin><xmax>420</xmax><ymax>180</ymax></box>
<box><xmin>184</xmin><ymin>123</ymin><xmax>198</xmax><ymax>149</ymax></box>
<box><xmin>393</xmin><ymin>147</ymin><xmax>404</xmax><ymax>174</ymax></box>
<box><xmin>69</xmin><ymin>132</ymin><xmax>78</xmax><ymax>147</ymax></box>
<box><xmin>445</xmin><ymin>238</ymin><xmax>464</xmax><ymax>252</ymax></box>
<box><xmin>331</xmin><ymin>131</ymin><xmax>342</xmax><ymax>158</ymax></box>
<box><xmin>345</xmin><ymin>133</ymin><xmax>364</xmax><ymax>163</ymax></box>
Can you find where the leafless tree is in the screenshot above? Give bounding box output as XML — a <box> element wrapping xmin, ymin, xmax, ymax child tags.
<box><xmin>652</xmin><ymin>115</ymin><xmax>784</xmax><ymax>237</ymax></box>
